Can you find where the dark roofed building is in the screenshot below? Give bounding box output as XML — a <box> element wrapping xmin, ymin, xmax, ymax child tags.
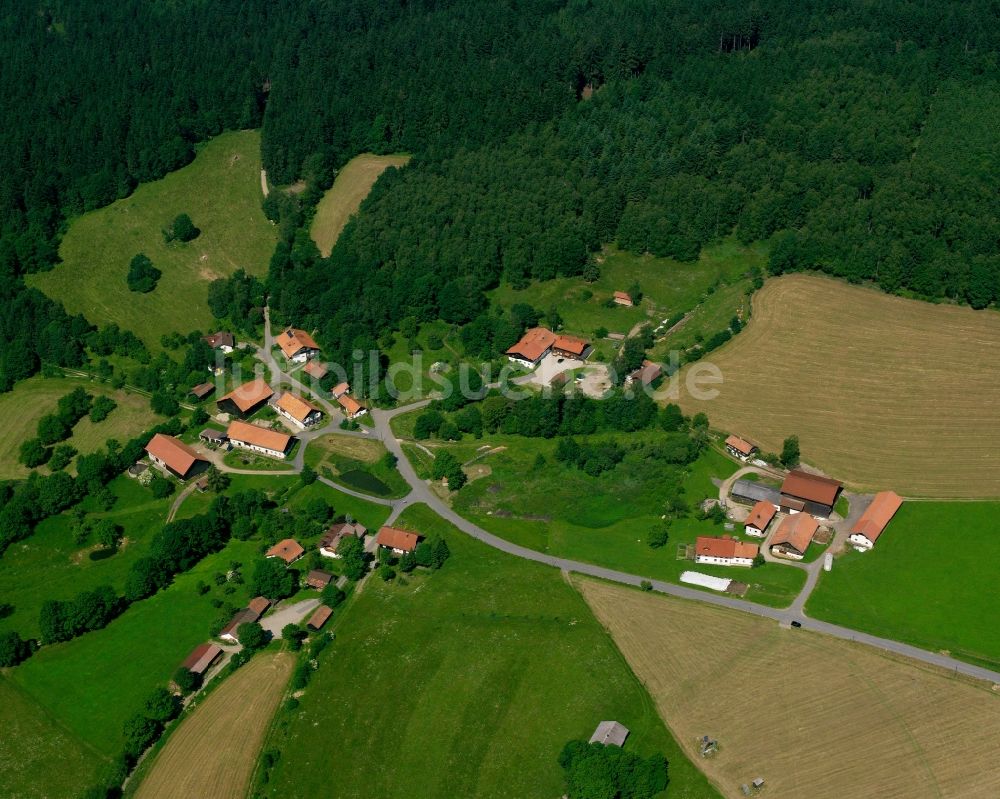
<box><xmin>189</xmin><ymin>382</ymin><xmax>216</xmax><ymax>400</ymax></box>
<box><xmin>199</xmin><ymin>428</ymin><xmax>228</xmax><ymax>445</ymax></box>
<box><xmin>731</xmin><ymin>479</ymin><xmax>782</xmax><ymax>507</ymax></box>
<box><xmin>307</xmin><ymin>605</ymin><xmax>333</xmax><ymax>630</ymax></box>
<box><xmin>181</xmin><ymin>643</ymin><xmax>223</xmax><ymax>676</ymax></box>
<box><xmin>306</xmin><ymin>570</ymin><xmax>333</xmax><ymax>590</ymax></box>
<box><xmin>780</xmin><ymin>470</ymin><xmax>843</xmax><ymax>517</ymax></box>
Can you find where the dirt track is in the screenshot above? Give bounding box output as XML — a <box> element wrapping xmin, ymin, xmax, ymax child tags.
<box><xmin>134</xmin><ymin>652</ymin><xmax>293</xmax><ymax>799</ymax></box>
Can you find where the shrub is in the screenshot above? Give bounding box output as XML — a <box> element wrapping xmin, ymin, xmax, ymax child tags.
<box><xmin>0</xmin><ymin>630</ymin><xmax>34</xmax><ymax>667</ymax></box>
<box><xmin>89</xmin><ymin>395</ymin><xmax>117</xmax><ymax>423</ymax></box>
<box><xmin>18</xmin><ymin>437</ymin><xmax>49</xmax><ymax>467</ymax></box>
<box><xmin>126</xmin><ymin>253</ymin><xmax>161</xmax><ymax>293</ymax></box>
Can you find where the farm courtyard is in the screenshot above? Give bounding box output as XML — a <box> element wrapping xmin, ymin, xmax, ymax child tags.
<box><xmin>678</xmin><ymin>274</ymin><xmax>1000</xmax><ymax>497</ymax></box>
<box><xmin>580</xmin><ymin>578</ymin><xmax>1000</xmax><ymax>799</ymax></box>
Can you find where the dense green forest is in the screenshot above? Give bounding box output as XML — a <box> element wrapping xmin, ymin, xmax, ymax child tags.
<box><xmin>1</xmin><ymin>0</ymin><xmax>998</xmax><ymax>390</ymax></box>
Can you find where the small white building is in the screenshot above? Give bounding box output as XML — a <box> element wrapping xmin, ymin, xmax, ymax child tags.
<box><xmin>694</xmin><ymin>535</ymin><xmax>758</xmax><ymax>567</ymax></box>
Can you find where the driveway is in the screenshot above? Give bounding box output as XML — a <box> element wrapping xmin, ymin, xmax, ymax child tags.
<box><xmin>261</xmin><ymin>598</ymin><xmax>321</xmax><ymax>638</ymax></box>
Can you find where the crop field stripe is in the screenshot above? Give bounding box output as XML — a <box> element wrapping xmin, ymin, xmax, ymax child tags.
<box><xmin>578</xmin><ymin>577</ymin><xmax>1000</xmax><ymax>799</ymax></box>
<box><xmin>134</xmin><ymin>652</ymin><xmax>294</xmax><ymax>799</ymax></box>
<box><xmin>677</xmin><ymin>274</ymin><xmax>1000</xmax><ymax>497</ymax></box>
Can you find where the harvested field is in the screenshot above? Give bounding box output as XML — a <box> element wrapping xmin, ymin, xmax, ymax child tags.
<box><xmin>134</xmin><ymin>652</ymin><xmax>293</xmax><ymax>799</ymax></box>
<box><xmin>579</xmin><ymin>578</ymin><xmax>1000</xmax><ymax>799</ymax></box>
<box><xmin>310</xmin><ymin>153</ymin><xmax>410</xmax><ymax>256</ymax></box>
<box><xmin>677</xmin><ymin>274</ymin><xmax>1000</xmax><ymax>496</ymax></box>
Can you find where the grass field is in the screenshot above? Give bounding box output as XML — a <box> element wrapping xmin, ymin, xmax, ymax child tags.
<box><xmin>807</xmin><ymin>501</ymin><xmax>1000</xmax><ymax>669</ymax></box>
<box><xmin>134</xmin><ymin>652</ymin><xmax>294</xmax><ymax>799</ymax></box>
<box><xmin>489</xmin><ymin>238</ymin><xmax>763</xmax><ymax>344</ymax></box>
<box><xmin>28</xmin><ymin>130</ymin><xmax>277</xmax><ymax>346</ymax></box>
<box><xmin>10</xmin><ymin>538</ymin><xmax>259</xmax><ymax>757</ymax></box>
<box><xmin>304</xmin><ymin>434</ymin><xmax>410</xmax><ymax>497</ymax></box>
<box><xmin>580</xmin><ymin>578</ymin><xmax>1000</xmax><ymax>799</ymax></box>
<box><xmin>0</xmin><ymin>375</ymin><xmax>162</xmax><ymax>479</ymax></box>
<box><xmin>0</xmin><ymin>675</ymin><xmax>103</xmax><ymax>798</ymax></box>
<box><xmin>441</xmin><ymin>434</ymin><xmax>805</xmax><ymax>607</ymax></box>
<box><xmin>257</xmin><ymin>504</ymin><xmax>719</xmax><ymax>799</ymax></box>
<box><xmin>0</xmin><ymin>477</ymin><xmax>171</xmax><ymax>639</ymax></box>
<box><xmin>678</xmin><ymin>274</ymin><xmax>1000</xmax><ymax>497</ymax></box>
<box><xmin>310</xmin><ymin>153</ymin><xmax>411</xmax><ymax>257</ymax></box>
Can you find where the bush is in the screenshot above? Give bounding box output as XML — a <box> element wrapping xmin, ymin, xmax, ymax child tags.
<box><xmin>48</xmin><ymin>443</ymin><xmax>77</xmax><ymax>471</ymax></box>
<box><xmin>640</xmin><ymin>580</ymin><xmax>653</xmax><ymax>592</ymax></box>
<box><xmin>282</xmin><ymin>623</ymin><xmax>307</xmax><ymax>651</ymax></box>
<box><xmin>122</xmin><ymin>713</ymin><xmax>162</xmax><ymax>759</ymax></box>
<box><xmin>379</xmin><ymin>564</ymin><xmax>396</xmax><ymax>581</ymax></box>
<box><xmin>0</xmin><ymin>630</ymin><xmax>34</xmax><ymax>667</ymax></box>
<box><xmin>89</xmin><ymin>395</ymin><xmax>117</xmax><ymax>423</ymax></box>
<box><xmin>126</xmin><ymin>253</ymin><xmax>161</xmax><ymax>293</ymax></box>
<box><xmin>151</xmin><ymin>391</ymin><xmax>180</xmax><ymax>416</ymax></box>
<box><xmin>18</xmin><ymin>437</ymin><xmax>49</xmax><ymax>467</ymax></box>
<box><xmin>166</xmin><ymin>212</ymin><xmax>199</xmax><ymax>243</ymax></box>
<box><xmin>149</xmin><ymin>475</ymin><xmax>175</xmax><ymax>498</ymax></box>
<box><xmin>237</xmin><ymin>622</ymin><xmax>269</xmax><ymax>651</ymax></box>
<box><xmin>144</xmin><ymin>686</ymin><xmax>181</xmax><ymax>723</ymax></box>
<box><xmin>647</xmin><ymin>523</ymin><xmax>670</xmax><ymax>549</ymax></box>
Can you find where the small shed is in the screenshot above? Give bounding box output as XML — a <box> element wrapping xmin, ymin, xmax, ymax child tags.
<box><xmin>199</xmin><ymin>428</ymin><xmax>228</xmax><ymax>445</ymax></box>
<box><xmin>306</xmin><ymin>569</ymin><xmax>333</xmax><ymax>590</ymax></box>
<box><xmin>589</xmin><ymin>721</ymin><xmax>630</xmax><ymax>747</ymax></box>
<box><xmin>190</xmin><ymin>382</ymin><xmax>216</xmax><ymax>400</ymax></box>
<box><xmin>307</xmin><ymin>605</ymin><xmax>333</xmax><ymax>630</ymax></box>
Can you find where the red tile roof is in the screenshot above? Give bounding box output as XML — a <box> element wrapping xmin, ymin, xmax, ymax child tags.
<box><xmin>227</xmin><ymin>420</ymin><xmax>293</xmax><ymax>453</ymax></box>
<box><xmin>337</xmin><ymin>394</ymin><xmax>364</xmax><ymax>417</ymax></box>
<box><xmin>247</xmin><ymin>596</ymin><xmax>272</xmax><ymax>616</ymax></box>
<box><xmin>265</xmin><ymin>538</ymin><xmax>305</xmax><ymax>564</ymax></box>
<box><xmin>306</xmin><ymin>570</ymin><xmax>333</xmax><ymax>589</ymax></box>
<box><xmin>219</xmin><ymin>379</ymin><xmax>274</xmax><ymax>413</ymax></box>
<box><xmin>746</xmin><ymin>500</ymin><xmax>777</xmax><ymax>531</ymax></box>
<box><xmin>725</xmin><ymin>435</ymin><xmax>756</xmax><ymax>456</ymax></box>
<box><xmin>275</xmin><ymin>391</ymin><xmax>321</xmax><ymax>424</ymax></box>
<box><xmin>771</xmin><ymin>514</ymin><xmax>819</xmax><ymax>555</ymax></box>
<box><xmin>506</xmin><ymin>327</ymin><xmax>556</xmax><ymax>363</ymax></box>
<box><xmin>331</xmin><ymin>381</ymin><xmax>350</xmax><ymax>397</ymax></box>
<box><xmin>696</xmin><ymin>535</ymin><xmax>758</xmax><ymax>560</ymax></box>
<box><xmin>303</xmin><ymin>360</ymin><xmax>328</xmax><ymax>379</ymax></box>
<box><xmin>376</xmin><ymin>526</ymin><xmax>421</xmax><ymax>553</ymax></box>
<box><xmin>190</xmin><ymin>382</ymin><xmax>216</xmax><ymax>399</ymax></box>
<box><xmin>277</xmin><ymin>328</ymin><xmax>320</xmax><ymax>359</ymax></box>
<box><xmin>781</xmin><ymin>470</ymin><xmax>842</xmax><ymax>506</ymax></box>
<box><xmin>613</xmin><ymin>291</ymin><xmax>634</xmax><ymax>305</ymax></box>
<box><xmin>851</xmin><ymin>491</ymin><xmax>903</xmax><ymax>544</ymax></box>
<box><xmin>145</xmin><ymin>434</ymin><xmax>205</xmax><ymax>477</ymax></box>
<box><xmin>552</xmin><ymin>334</ymin><xmax>589</xmax><ymax>357</ymax></box>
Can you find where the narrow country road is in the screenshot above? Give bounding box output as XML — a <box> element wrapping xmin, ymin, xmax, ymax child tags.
<box><xmin>188</xmin><ymin>307</ymin><xmax>1000</xmax><ymax>687</ymax></box>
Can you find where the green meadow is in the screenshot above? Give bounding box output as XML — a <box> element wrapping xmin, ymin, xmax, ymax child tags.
<box><xmin>807</xmin><ymin>501</ymin><xmax>1000</xmax><ymax>669</ymax></box>
<box><xmin>28</xmin><ymin>130</ymin><xmax>277</xmax><ymax>347</ymax></box>
<box><xmin>257</xmin><ymin>503</ymin><xmax>719</xmax><ymax>799</ymax></box>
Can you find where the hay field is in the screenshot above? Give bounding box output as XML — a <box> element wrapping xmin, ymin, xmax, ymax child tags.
<box><xmin>28</xmin><ymin>130</ymin><xmax>276</xmax><ymax>347</ymax></box>
<box><xmin>134</xmin><ymin>652</ymin><xmax>294</xmax><ymax>799</ymax></box>
<box><xmin>677</xmin><ymin>274</ymin><xmax>1000</xmax><ymax>496</ymax></box>
<box><xmin>579</xmin><ymin>578</ymin><xmax>1000</xmax><ymax>799</ymax></box>
<box><xmin>310</xmin><ymin>153</ymin><xmax>410</xmax><ymax>256</ymax></box>
<box><xmin>0</xmin><ymin>376</ymin><xmax>160</xmax><ymax>479</ymax></box>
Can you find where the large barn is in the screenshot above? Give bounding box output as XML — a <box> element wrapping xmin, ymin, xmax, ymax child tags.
<box><xmin>780</xmin><ymin>470</ymin><xmax>843</xmax><ymax>518</ymax></box>
<box><xmin>217</xmin><ymin>378</ymin><xmax>274</xmax><ymax>418</ymax></box>
<box><xmin>849</xmin><ymin>491</ymin><xmax>903</xmax><ymax>550</ymax></box>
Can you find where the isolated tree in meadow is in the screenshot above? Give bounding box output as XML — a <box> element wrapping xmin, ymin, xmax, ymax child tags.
<box><xmin>780</xmin><ymin>435</ymin><xmax>800</xmax><ymax>468</ymax></box>
<box><xmin>88</xmin><ymin>395</ymin><xmax>117</xmax><ymax>423</ymax></box>
<box><xmin>167</xmin><ymin>213</ymin><xmax>199</xmax><ymax>243</ymax></box>
<box><xmin>126</xmin><ymin>253</ymin><xmax>162</xmax><ymax>293</ymax></box>
<box><xmin>647</xmin><ymin>522</ymin><xmax>670</xmax><ymax>549</ymax></box>
<box><xmin>94</xmin><ymin>519</ymin><xmax>122</xmax><ymax>551</ymax></box>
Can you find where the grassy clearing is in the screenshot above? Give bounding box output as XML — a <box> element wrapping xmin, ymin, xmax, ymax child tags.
<box><xmin>10</xmin><ymin>538</ymin><xmax>259</xmax><ymax>757</ymax></box>
<box><xmin>383</xmin><ymin>319</ymin><xmax>461</xmax><ymax>399</ymax></box>
<box><xmin>133</xmin><ymin>652</ymin><xmax>294</xmax><ymax>799</ymax></box>
<box><xmin>310</xmin><ymin>153</ymin><xmax>411</xmax><ymax>257</ymax></box>
<box><xmin>223</xmin><ymin>447</ymin><xmax>296</xmax><ymax>472</ymax></box>
<box><xmin>447</xmin><ymin>435</ymin><xmax>804</xmax><ymax>607</ymax></box>
<box><xmin>580</xmin><ymin>578</ymin><xmax>1000</xmax><ymax>799</ymax></box>
<box><xmin>678</xmin><ymin>274</ymin><xmax>1000</xmax><ymax>497</ymax></box>
<box><xmin>807</xmin><ymin>501</ymin><xmax>1000</xmax><ymax>669</ymax></box>
<box><xmin>489</xmin><ymin>237</ymin><xmax>764</xmax><ymax>342</ymax></box>
<box><xmin>304</xmin><ymin>434</ymin><xmax>410</xmax><ymax>498</ymax></box>
<box><xmin>0</xmin><ymin>477</ymin><xmax>170</xmax><ymax>639</ymax></box>
<box><xmin>0</xmin><ymin>675</ymin><xmax>102</xmax><ymax>799</ymax></box>
<box><xmin>258</xmin><ymin>503</ymin><xmax>717</xmax><ymax>799</ymax></box>
<box><xmin>28</xmin><ymin>130</ymin><xmax>277</xmax><ymax>347</ymax></box>
<box><xmin>285</xmin><ymin>480</ymin><xmax>392</xmax><ymax>531</ymax></box>
<box><xmin>0</xmin><ymin>375</ymin><xmax>161</xmax><ymax>480</ymax></box>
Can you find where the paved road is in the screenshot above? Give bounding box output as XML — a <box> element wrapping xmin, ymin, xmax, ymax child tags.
<box><xmin>201</xmin><ymin>309</ymin><xmax>1000</xmax><ymax>687</ymax></box>
<box><xmin>260</xmin><ymin>598</ymin><xmax>321</xmax><ymax>638</ymax></box>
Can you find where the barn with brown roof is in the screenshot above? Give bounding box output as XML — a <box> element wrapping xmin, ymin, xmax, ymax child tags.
<box><xmin>770</xmin><ymin>514</ymin><xmax>819</xmax><ymax>560</ymax></box>
<box><xmin>144</xmin><ymin>434</ymin><xmax>207</xmax><ymax>480</ymax></box>
<box><xmin>612</xmin><ymin>291</ymin><xmax>634</xmax><ymax>307</ymax></box>
<box><xmin>307</xmin><ymin>605</ymin><xmax>333</xmax><ymax>630</ymax></box>
<box><xmin>217</xmin><ymin>378</ymin><xmax>274</xmax><ymax>417</ymax></box>
<box><xmin>189</xmin><ymin>382</ymin><xmax>216</xmax><ymax>400</ymax></box>
<box><xmin>181</xmin><ymin>643</ymin><xmax>223</xmax><ymax>676</ymax></box>
<box><xmin>306</xmin><ymin>570</ymin><xmax>333</xmax><ymax>590</ymax></box>
<box><xmin>780</xmin><ymin>470</ymin><xmax>843</xmax><ymax>518</ymax></box>
<box><xmin>376</xmin><ymin>526</ymin><xmax>421</xmax><ymax>554</ymax></box>
<box><xmin>227</xmin><ymin>420</ymin><xmax>294</xmax><ymax>458</ymax></box>
<box><xmin>505</xmin><ymin>327</ymin><xmax>556</xmax><ymax>368</ymax></box>
<box><xmin>849</xmin><ymin>491</ymin><xmax>903</xmax><ymax>550</ymax></box>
